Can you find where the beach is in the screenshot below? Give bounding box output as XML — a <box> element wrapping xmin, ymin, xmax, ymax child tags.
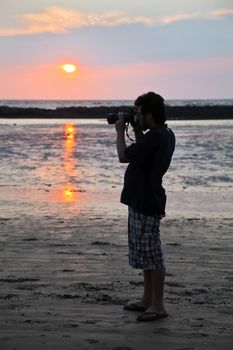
<box><xmin>1</xmin><ymin>214</ymin><xmax>233</xmax><ymax>349</ymax></box>
<box><xmin>0</xmin><ymin>118</ymin><xmax>233</xmax><ymax>349</ymax></box>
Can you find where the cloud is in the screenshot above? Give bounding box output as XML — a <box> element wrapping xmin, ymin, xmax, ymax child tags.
<box><xmin>162</xmin><ymin>13</ymin><xmax>200</xmax><ymax>24</ymax></box>
<box><xmin>0</xmin><ymin>7</ymin><xmax>155</xmax><ymax>36</ymax></box>
<box><xmin>209</xmin><ymin>8</ymin><xmax>233</xmax><ymax>18</ymax></box>
<box><xmin>0</xmin><ymin>6</ymin><xmax>232</xmax><ymax>37</ymax></box>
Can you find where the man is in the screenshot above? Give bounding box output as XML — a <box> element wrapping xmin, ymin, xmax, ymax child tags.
<box><xmin>115</xmin><ymin>91</ymin><xmax>175</xmax><ymax>322</ymax></box>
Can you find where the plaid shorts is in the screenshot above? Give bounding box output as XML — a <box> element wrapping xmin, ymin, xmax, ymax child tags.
<box><xmin>128</xmin><ymin>207</ymin><xmax>164</xmax><ymax>270</ymax></box>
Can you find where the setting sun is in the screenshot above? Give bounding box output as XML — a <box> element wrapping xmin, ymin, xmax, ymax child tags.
<box><xmin>62</xmin><ymin>64</ymin><xmax>77</xmax><ymax>73</ymax></box>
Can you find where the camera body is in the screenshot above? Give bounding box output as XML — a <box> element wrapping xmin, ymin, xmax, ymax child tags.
<box><xmin>107</xmin><ymin>107</ymin><xmax>135</xmax><ymax>125</ymax></box>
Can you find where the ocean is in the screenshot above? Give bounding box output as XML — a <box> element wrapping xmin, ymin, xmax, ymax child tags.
<box><xmin>0</xmin><ymin>98</ymin><xmax>232</xmax><ymax>220</ymax></box>
<box><xmin>1</xmin><ymin>99</ymin><xmax>233</xmax><ymax>109</ymax></box>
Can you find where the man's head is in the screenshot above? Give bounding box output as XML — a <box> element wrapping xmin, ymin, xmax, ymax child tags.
<box><xmin>134</xmin><ymin>91</ymin><xmax>166</xmax><ymax>130</ymax></box>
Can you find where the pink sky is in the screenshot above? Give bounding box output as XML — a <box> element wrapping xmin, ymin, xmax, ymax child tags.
<box><xmin>0</xmin><ymin>1</ymin><xmax>232</xmax><ymax>99</ymax></box>
<box><xmin>1</xmin><ymin>57</ymin><xmax>232</xmax><ymax>99</ymax></box>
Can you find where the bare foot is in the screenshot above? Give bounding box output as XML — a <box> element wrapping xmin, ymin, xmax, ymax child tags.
<box><xmin>136</xmin><ymin>300</ymin><xmax>151</xmax><ymax>309</ymax></box>
<box><xmin>144</xmin><ymin>304</ymin><xmax>168</xmax><ymax>316</ymax></box>
<box><xmin>124</xmin><ymin>299</ymin><xmax>151</xmax><ymax>311</ymax></box>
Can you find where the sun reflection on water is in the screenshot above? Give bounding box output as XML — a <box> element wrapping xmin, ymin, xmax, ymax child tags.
<box><xmin>62</xmin><ymin>123</ymin><xmax>79</xmax><ymax>203</ymax></box>
<box><xmin>64</xmin><ymin>124</ymin><xmax>76</xmax><ymax>177</ymax></box>
<box><xmin>63</xmin><ymin>186</ymin><xmax>78</xmax><ymax>202</ymax></box>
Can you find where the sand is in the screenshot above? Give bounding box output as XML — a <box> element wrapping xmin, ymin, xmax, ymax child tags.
<box><xmin>0</xmin><ymin>213</ymin><xmax>233</xmax><ymax>350</ymax></box>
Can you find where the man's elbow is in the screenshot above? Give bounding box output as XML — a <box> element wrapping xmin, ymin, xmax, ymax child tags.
<box><xmin>118</xmin><ymin>155</ymin><xmax>129</xmax><ymax>163</ymax></box>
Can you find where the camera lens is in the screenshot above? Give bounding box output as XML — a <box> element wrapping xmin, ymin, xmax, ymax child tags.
<box><xmin>106</xmin><ymin>107</ymin><xmax>135</xmax><ymax>124</ymax></box>
<box><xmin>107</xmin><ymin>113</ymin><xmax>118</xmax><ymax>124</ymax></box>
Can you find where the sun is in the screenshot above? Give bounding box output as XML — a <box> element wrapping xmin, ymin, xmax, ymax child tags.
<box><xmin>62</xmin><ymin>64</ymin><xmax>77</xmax><ymax>73</ymax></box>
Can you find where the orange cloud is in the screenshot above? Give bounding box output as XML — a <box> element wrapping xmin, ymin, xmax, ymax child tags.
<box><xmin>0</xmin><ymin>7</ymin><xmax>155</xmax><ymax>36</ymax></box>
<box><xmin>162</xmin><ymin>12</ymin><xmax>200</xmax><ymax>24</ymax></box>
<box><xmin>0</xmin><ymin>6</ymin><xmax>232</xmax><ymax>37</ymax></box>
<box><xmin>209</xmin><ymin>8</ymin><xmax>233</xmax><ymax>18</ymax></box>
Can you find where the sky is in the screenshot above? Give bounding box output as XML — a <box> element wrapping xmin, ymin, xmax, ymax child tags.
<box><xmin>0</xmin><ymin>0</ymin><xmax>233</xmax><ymax>100</ymax></box>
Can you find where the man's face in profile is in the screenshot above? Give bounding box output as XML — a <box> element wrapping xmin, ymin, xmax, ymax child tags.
<box><xmin>134</xmin><ymin>105</ymin><xmax>148</xmax><ymax>131</ymax></box>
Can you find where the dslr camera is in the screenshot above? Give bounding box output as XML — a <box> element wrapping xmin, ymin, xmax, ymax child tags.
<box><xmin>107</xmin><ymin>107</ymin><xmax>135</xmax><ymax>125</ymax></box>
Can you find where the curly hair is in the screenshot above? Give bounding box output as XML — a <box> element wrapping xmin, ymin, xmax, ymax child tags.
<box><xmin>134</xmin><ymin>91</ymin><xmax>166</xmax><ymax>125</ymax></box>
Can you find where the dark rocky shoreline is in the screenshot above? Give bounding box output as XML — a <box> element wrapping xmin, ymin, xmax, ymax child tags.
<box><xmin>0</xmin><ymin>105</ymin><xmax>232</xmax><ymax>119</ymax></box>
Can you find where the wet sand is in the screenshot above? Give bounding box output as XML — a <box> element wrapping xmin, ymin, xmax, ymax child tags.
<box><xmin>1</xmin><ymin>214</ymin><xmax>233</xmax><ymax>349</ymax></box>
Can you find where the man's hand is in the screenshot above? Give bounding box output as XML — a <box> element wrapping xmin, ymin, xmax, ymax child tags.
<box><xmin>132</xmin><ymin>122</ymin><xmax>144</xmax><ymax>142</ymax></box>
<box><xmin>115</xmin><ymin>113</ymin><xmax>126</xmax><ymax>133</ymax></box>
<box><xmin>115</xmin><ymin>113</ymin><xmax>129</xmax><ymax>163</ymax></box>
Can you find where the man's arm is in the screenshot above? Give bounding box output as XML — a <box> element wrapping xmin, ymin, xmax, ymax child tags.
<box><xmin>115</xmin><ymin>115</ymin><xmax>129</xmax><ymax>163</ymax></box>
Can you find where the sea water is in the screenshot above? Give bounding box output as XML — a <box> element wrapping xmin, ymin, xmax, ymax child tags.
<box><xmin>0</xmin><ymin>116</ymin><xmax>232</xmax><ymax>219</ymax></box>
<box><xmin>1</xmin><ymin>99</ymin><xmax>233</xmax><ymax>109</ymax></box>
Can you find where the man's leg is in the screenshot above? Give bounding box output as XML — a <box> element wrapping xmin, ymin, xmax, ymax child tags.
<box><xmin>145</xmin><ymin>267</ymin><xmax>167</xmax><ymax>315</ymax></box>
<box><xmin>141</xmin><ymin>270</ymin><xmax>152</xmax><ymax>306</ymax></box>
<box><xmin>126</xmin><ymin>270</ymin><xmax>152</xmax><ymax>309</ymax></box>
